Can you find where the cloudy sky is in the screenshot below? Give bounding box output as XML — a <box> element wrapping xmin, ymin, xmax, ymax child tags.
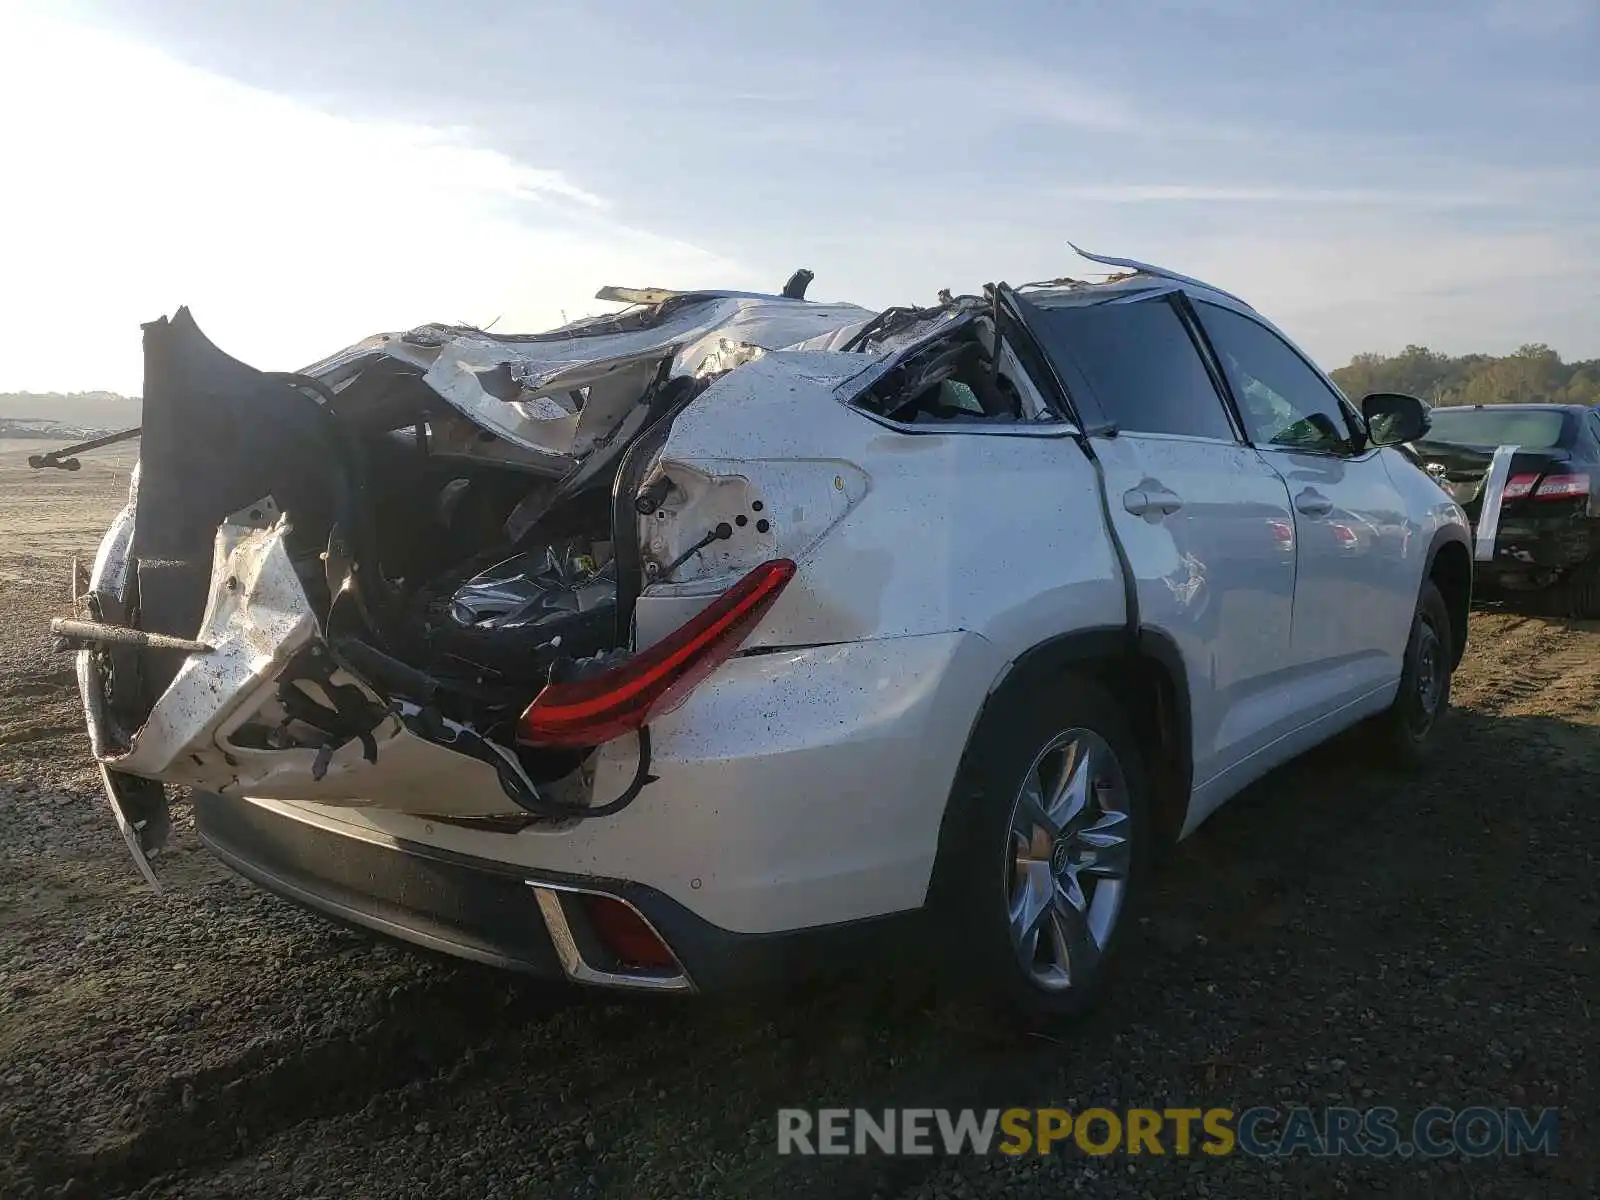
<box><xmin>2</xmin><ymin>0</ymin><xmax>1595</xmax><ymax>394</ymax></box>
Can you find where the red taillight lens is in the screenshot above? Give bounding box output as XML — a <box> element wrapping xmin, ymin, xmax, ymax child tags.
<box><xmin>1534</xmin><ymin>472</ymin><xmax>1589</xmax><ymax>501</ymax></box>
<box><xmin>517</xmin><ymin>558</ymin><xmax>796</xmax><ymax>747</ymax></box>
<box><xmin>580</xmin><ymin>895</ymin><xmax>676</xmax><ymax>970</ymax></box>
<box><xmin>1504</xmin><ymin>472</ymin><xmax>1590</xmax><ymax>502</ymax></box>
<box><xmin>1502</xmin><ymin>473</ymin><xmax>1538</xmax><ymax>500</ymax></box>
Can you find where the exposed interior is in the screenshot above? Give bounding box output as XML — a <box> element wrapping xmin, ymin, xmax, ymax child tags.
<box><xmin>842</xmin><ymin>301</ymin><xmax>1056</xmax><ymax>426</ymax></box>
<box><xmin>854</xmin><ymin>318</ymin><xmax>1023</xmax><ymax>423</ymax></box>
<box><xmin>121</xmin><ymin>316</ymin><xmax>716</xmax><ymax>787</ymax></box>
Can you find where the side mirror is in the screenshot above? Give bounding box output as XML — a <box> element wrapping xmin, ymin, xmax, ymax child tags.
<box><xmin>1361</xmin><ymin>392</ymin><xmax>1431</xmax><ymax>447</ymax></box>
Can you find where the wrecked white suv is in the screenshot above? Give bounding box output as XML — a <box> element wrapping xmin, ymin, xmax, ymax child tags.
<box><xmin>59</xmin><ymin>250</ymin><xmax>1472</xmax><ymax>1021</ymax></box>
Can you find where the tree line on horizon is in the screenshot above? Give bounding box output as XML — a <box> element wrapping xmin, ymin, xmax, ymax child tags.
<box><xmin>1330</xmin><ymin>344</ymin><xmax>1600</xmax><ymax>409</ymax></box>
<box><xmin>5</xmin><ymin>343</ymin><xmax>1599</xmax><ymax>416</ymax></box>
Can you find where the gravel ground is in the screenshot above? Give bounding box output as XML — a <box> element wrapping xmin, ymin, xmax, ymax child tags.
<box><xmin>1</xmin><ymin>443</ymin><xmax>1596</xmax><ymax>1199</ymax></box>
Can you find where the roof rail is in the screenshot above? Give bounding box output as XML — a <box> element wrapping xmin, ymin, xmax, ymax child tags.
<box><xmin>1067</xmin><ymin>244</ymin><xmax>1254</xmax><ymax>309</ymax></box>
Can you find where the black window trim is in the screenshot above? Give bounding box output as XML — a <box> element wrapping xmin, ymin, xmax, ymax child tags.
<box><xmin>1168</xmin><ymin>292</ymin><xmax>1248</xmax><ymax>445</ymax></box>
<box><xmin>1188</xmin><ymin>297</ymin><xmax>1372</xmax><ymax>460</ymax></box>
<box><xmin>999</xmin><ymin>286</ymin><xmax>1100</xmax><ymax>431</ymax></box>
<box><xmin>995</xmin><ymin>289</ymin><xmax>1088</xmax><ymax>428</ymax></box>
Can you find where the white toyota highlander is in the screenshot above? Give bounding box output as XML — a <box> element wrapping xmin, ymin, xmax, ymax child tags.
<box><xmin>57</xmin><ymin>249</ymin><xmax>1472</xmax><ymax>1022</ymax></box>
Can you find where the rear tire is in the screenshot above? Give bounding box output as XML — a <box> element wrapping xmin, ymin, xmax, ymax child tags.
<box><xmin>1566</xmin><ymin>558</ymin><xmax>1600</xmax><ymax>620</ymax></box>
<box><xmin>929</xmin><ymin>673</ymin><xmax>1151</xmax><ymax>1027</ymax></box>
<box><xmin>1370</xmin><ymin>579</ymin><xmax>1454</xmax><ymax>770</ymax></box>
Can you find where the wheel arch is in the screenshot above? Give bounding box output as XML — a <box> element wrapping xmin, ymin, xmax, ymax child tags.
<box><xmin>1424</xmin><ymin>528</ymin><xmax>1472</xmax><ymax>668</ymax></box>
<box><xmin>967</xmin><ymin>626</ymin><xmax>1194</xmax><ymax>850</ymax></box>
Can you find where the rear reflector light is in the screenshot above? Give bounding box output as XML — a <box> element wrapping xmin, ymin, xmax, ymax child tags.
<box><xmin>1534</xmin><ymin>473</ymin><xmax>1590</xmax><ymax>501</ymax></box>
<box><xmin>517</xmin><ymin>558</ymin><xmax>796</xmax><ymax>747</ymax></box>
<box><xmin>580</xmin><ymin>895</ymin><xmax>676</xmax><ymax>970</ymax></box>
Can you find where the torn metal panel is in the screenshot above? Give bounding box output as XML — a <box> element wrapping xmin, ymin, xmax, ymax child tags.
<box><xmin>424</xmin><ymin>412</ymin><xmax>573</xmax><ymax>476</ymax></box>
<box><xmin>110</xmin><ymin>499</ymin><xmax>320</xmax><ymax>780</ymax></box>
<box><xmin>96</xmin><ymin>766</ymin><xmax>166</xmax><ymax>892</ymax></box>
<box><xmin>295</xmin><ymin>293</ymin><xmax>875</xmax><ymax>477</ymax></box>
<box><xmin>74</xmin><ymin>493</ymin><xmax>140</xmax><ymax>761</ymax></box>
<box><xmin>691</xmin><ymin>339</ymin><xmax>768</xmax><ymax>379</ymax></box>
<box><xmin>89</xmin><ymin>499</ymin><xmax>538</xmax><ymax>817</ymax></box>
<box><xmin>1065</xmin><ymin>243</ymin><xmax>1255</xmax><ymax>308</ymax></box>
<box><xmin>88</xmin><ymin>483</ymin><xmax>138</xmax><ymax>623</ymax></box>
<box><xmin>594</xmin><ymin>285</ymin><xmax>684</xmax><ymax>306</ymax></box>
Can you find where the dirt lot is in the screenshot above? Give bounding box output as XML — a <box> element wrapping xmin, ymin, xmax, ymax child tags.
<box><xmin>1</xmin><ymin>443</ymin><xmax>1595</xmax><ymax>1200</ymax></box>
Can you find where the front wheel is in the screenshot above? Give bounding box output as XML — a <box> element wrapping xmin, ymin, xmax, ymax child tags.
<box><xmin>930</xmin><ymin>674</ymin><xmax>1151</xmax><ymax>1026</ymax></box>
<box><xmin>1369</xmin><ymin>579</ymin><xmax>1454</xmax><ymax>769</ymax></box>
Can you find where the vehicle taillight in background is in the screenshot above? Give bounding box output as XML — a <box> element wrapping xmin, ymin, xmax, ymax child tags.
<box><xmin>517</xmin><ymin>558</ymin><xmax>796</xmax><ymax>747</ymax></box>
<box><xmin>1533</xmin><ymin>473</ymin><xmax>1590</xmax><ymax>501</ymax></box>
<box><xmin>1504</xmin><ymin>472</ymin><xmax>1590</xmax><ymax>502</ymax></box>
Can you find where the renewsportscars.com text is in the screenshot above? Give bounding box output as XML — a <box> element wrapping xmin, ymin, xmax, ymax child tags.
<box><xmin>776</xmin><ymin>1106</ymin><xmax>1559</xmax><ymax>1159</ymax></box>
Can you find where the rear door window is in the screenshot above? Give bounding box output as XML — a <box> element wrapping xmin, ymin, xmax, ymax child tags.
<box><xmin>1023</xmin><ymin>297</ymin><xmax>1237</xmax><ymax>441</ymax></box>
<box><xmin>1194</xmin><ymin>302</ymin><xmax>1356</xmax><ymax>454</ymax></box>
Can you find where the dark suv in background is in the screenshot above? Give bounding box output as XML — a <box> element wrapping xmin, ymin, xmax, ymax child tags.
<box><xmin>1411</xmin><ymin>403</ymin><xmax>1600</xmax><ymax>616</ymax></box>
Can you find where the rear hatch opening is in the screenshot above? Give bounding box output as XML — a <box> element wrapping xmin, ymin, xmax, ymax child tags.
<box><xmin>67</xmin><ymin>285</ymin><xmax>877</xmax><ymax>833</ymax></box>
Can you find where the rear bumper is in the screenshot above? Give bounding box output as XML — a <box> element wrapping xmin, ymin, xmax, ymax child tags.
<box><xmin>195</xmin><ymin>792</ymin><xmax>918</xmax><ymax>994</ymax></box>
<box><xmin>1476</xmin><ymin>516</ymin><xmax>1596</xmax><ymax>580</ymax></box>
<box><xmin>266</xmin><ymin>630</ymin><xmax>1002</xmax><ymax>936</ymax></box>
<box><xmin>197</xmin><ymin>791</ymin><xmax>574</xmax><ymax>979</ymax></box>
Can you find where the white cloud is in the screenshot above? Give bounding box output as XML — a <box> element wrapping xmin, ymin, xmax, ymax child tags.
<box><xmin>1048</xmin><ymin>183</ymin><xmax>1500</xmax><ymax>207</ymax></box>
<box><xmin>0</xmin><ymin>8</ymin><xmax>752</xmax><ymax>393</ymax></box>
<box><xmin>1003</xmin><ymin>77</ymin><xmax>1148</xmax><ymax>133</ymax></box>
<box><xmin>968</xmin><ymin>69</ymin><xmax>1256</xmax><ymax>143</ymax></box>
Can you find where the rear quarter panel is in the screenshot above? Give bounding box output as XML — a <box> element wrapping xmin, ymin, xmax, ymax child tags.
<box><xmin>636</xmin><ymin>351</ymin><xmax>1126</xmax><ymax>669</ymax></box>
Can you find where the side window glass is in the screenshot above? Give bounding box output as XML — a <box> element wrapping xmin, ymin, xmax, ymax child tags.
<box><xmin>1024</xmin><ymin>297</ymin><xmax>1236</xmax><ymax>440</ymax></box>
<box><xmin>1196</xmin><ymin>302</ymin><xmax>1355</xmax><ymax>454</ymax></box>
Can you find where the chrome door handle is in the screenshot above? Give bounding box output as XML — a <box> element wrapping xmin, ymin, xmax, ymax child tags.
<box><xmin>1151</xmin><ymin>491</ymin><xmax>1183</xmax><ymax>515</ymax></box>
<box><xmin>1123</xmin><ymin>486</ymin><xmax>1183</xmax><ymax>518</ymax></box>
<box><xmin>1294</xmin><ymin>489</ymin><xmax>1332</xmax><ymax>517</ymax></box>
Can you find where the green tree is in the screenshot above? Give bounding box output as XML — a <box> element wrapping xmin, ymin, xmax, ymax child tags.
<box><xmin>1330</xmin><ymin>344</ymin><xmax>1596</xmax><ymax>408</ymax></box>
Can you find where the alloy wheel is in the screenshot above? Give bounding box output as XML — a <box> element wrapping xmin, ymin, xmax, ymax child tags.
<box><xmin>1004</xmin><ymin>728</ymin><xmax>1133</xmax><ymax>992</ymax></box>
